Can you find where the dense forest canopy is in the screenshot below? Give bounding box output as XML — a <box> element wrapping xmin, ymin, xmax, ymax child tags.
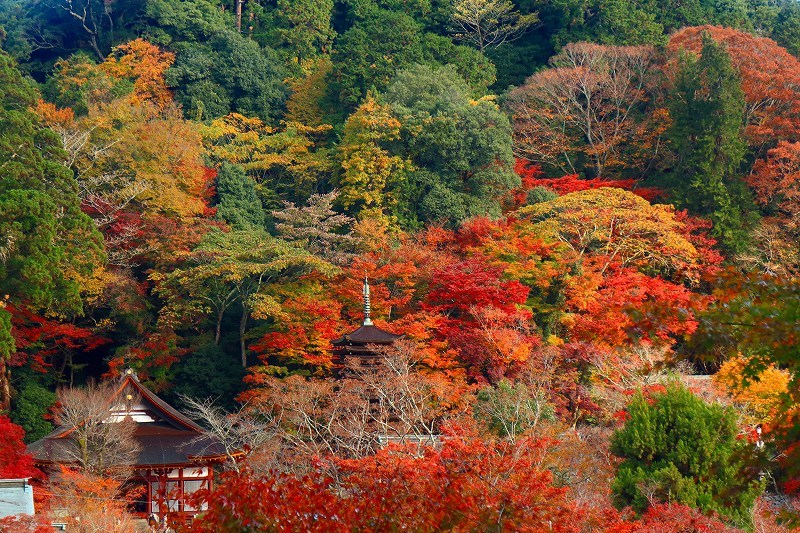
<box><xmin>1</xmin><ymin>0</ymin><xmax>800</xmax><ymax>530</ymax></box>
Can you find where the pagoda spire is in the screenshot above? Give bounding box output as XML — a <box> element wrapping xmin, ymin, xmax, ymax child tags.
<box><xmin>363</xmin><ymin>276</ymin><xmax>373</xmax><ymax>326</ymax></box>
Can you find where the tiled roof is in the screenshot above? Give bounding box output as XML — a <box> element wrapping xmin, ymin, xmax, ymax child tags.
<box><xmin>27</xmin><ymin>373</ymin><xmax>228</xmax><ymax>468</ymax></box>
<box><xmin>332</xmin><ymin>324</ymin><xmax>403</xmax><ymax>346</ymax></box>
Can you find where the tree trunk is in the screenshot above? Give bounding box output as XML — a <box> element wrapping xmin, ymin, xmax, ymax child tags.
<box><xmin>239</xmin><ymin>305</ymin><xmax>248</xmax><ymax>368</ymax></box>
<box><xmin>89</xmin><ymin>35</ymin><xmax>104</xmax><ymax>61</ymax></box>
<box><xmin>0</xmin><ymin>358</ymin><xmax>10</xmax><ymax>413</ymax></box>
<box><xmin>236</xmin><ymin>0</ymin><xmax>243</xmax><ymax>33</ymax></box>
<box><xmin>215</xmin><ymin>309</ymin><xmax>224</xmax><ymax>345</ymax></box>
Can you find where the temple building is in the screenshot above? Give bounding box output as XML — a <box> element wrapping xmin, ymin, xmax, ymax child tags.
<box><xmin>331</xmin><ymin>277</ymin><xmax>402</xmax><ymax>370</ymax></box>
<box><xmin>27</xmin><ymin>369</ymin><xmax>229</xmax><ymax>518</ymax></box>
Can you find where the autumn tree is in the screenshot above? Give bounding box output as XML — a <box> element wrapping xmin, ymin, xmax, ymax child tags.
<box><xmin>347</xmin><ymin>341</ymin><xmax>456</xmax><ymax>442</ymax></box>
<box><xmin>200</xmin><ymin>112</ymin><xmax>333</xmax><ymax>205</ymax></box>
<box><xmin>336</xmin><ymin>94</ymin><xmax>411</xmax><ymax>223</ymax></box>
<box><xmin>450</xmin><ymin>0</ymin><xmax>539</xmax><ymax>52</ymax></box>
<box><xmin>666</xmin><ymin>32</ymin><xmax>754</xmax><ymax>253</ymax></box>
<box><xmin>611</xmin><ymin>384</ymin><xmax>763</xmax><ymax>526</ymax></box>
<box><xmin>152</xmin><ymin>228</ymin><xmax>335</xmax><ymax>366</ymax></box>
<box><xmin>189</xmin><ymin>428</ymin><xmax>575</xmax><ymax>532</ymax></box>
<box><xmin>52</xmin><ymin>382</ymin><xmax>141</xmax><ymax>477</ymax></box>
<box><xmin>668</xmin><ymin>26</ymin><xmax>800</xmax><ymax>150</ymax></box>
<box><xmin>713</xmin><ymin>355</ymin><xmax>789</xmax><ymax>424</ymax></box>
<box><xmin>0</xmin><ymin>415</ymin><xmax>41</xmax><ymax>479</ymax></box>
<box><xmin>693</xmin><ymin>273</ymin><xmax>800</xmax><ymax>476</ymax></box>
<box><xmin>474</xmin><ymin>379</ymin><xmax>554</xmax><ymax>442</ymax></box>
<box><xmin>426</xmin><ymin>256</ymin><xmax>535</xmax><ymax>381</ymax></box>
<box><xmin>48</xmin><ymin>466</ymin><xmax>138</xmax><ymax>533</ymax></box>
<box><xmin>518</xmin><ymin>188</ymin><xmax>699</xmax><ymax>276</ymax></box>
<box><xmin>507</xmin><ymin>42</ymin><xmax>666</xmax><ymax>178</ymax></box>
<box><xmin>748</xmin><ymin>140</ymin><xmax>800</xmax><ymax>220</ymax></box>
<box><xmin>272</xmin><ymin>191</ymin><xmax>358</xmax><ymax>265</ymax></box>
<box><xmin>179</xmin><ymin>395</ymin><xmax>278</xmax><ymax>473</ymax></box>
<box><xmin>36</xmin><ymin>41</ymin><xmax>213</xmax><ymax>268</ymax></box>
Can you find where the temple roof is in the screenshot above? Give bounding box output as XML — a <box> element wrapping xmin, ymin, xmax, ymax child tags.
<box><xmin>27</xmin><ymin>371</ymin><xmax>228</xmax><ymax>468</ymax></box>
<box><xmin>332</xmin><ymin>324</ymin><xmax>403</xmax><ymax>346</ymax></box>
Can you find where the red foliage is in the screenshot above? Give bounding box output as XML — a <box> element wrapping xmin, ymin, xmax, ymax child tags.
<box><xmin>249</xmin><ymin>286</ymin><xmax>345</xmax><ymax>368</ymax></box>
<box><xmin>603</xmin><ymin>503</ymin><xmax>737</xmax><ymax>532</ymax></box>
<box><xmin>673</xmin><ymin>211</ymin><xmax>724</xmax><ymax>280</ymax></box>
<box><xmin>106</xmin><ymin>328</ymin><xmax>185</xmax><ymax>388</ymax></box>
<box><xmin>0</xmin><ymin>515</ymin><xmax>52</xmax><ymax>533</ymax></box>
<box><xmin>189</xmin><ymin>428</ymin><xmax>576</xmax><ymax>532</ymax></box>
<box><xmin>0</xmin><ymin>416</ymin><xmax>41</xmax><ymax>480</ymax></box>
<box><xmin>748</xmin><ymin>140</ymin><xmax>800</xmax><ymax>217</ymax></box>
<box><xmin>515</xmin><ymin>158</ymin><xmax>663</xmax><ymax>201</ymax></box>
<box><xmin>566</xmin><ymin>263</ymin><xmax>701</xmax><ymax>349</ymax></box>
<box><xmin>9</xmin><ymin>305</ymin><xmax>110</xmax><ymax>371</ymax></box>
<box><xmin>529</xmin><ymin>343</ymin><xmax>602</xmax><ymax>422</ymax></box>
<box><xmin>426</xmin><ymin>257</ymin><xmax>538</xmax><ymax>381</ymax></box>
<box><xmin>511</xmin><ymin>159</ymin><xmax>543</xmax><ymax>208</ymax></box>
<box><xmin>531</xmin><ymin>175</ymin><xmax>662</xmax><ymax>202</ymax></box>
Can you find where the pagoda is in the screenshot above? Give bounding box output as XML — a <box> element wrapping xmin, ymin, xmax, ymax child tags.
<box><xmin>27</xmin><ymin>370</ymin><xmax>229</xmax><ymax>518</ymax></box>
<box><xmin>331</xmin><ymin>277</ymin><xmax>402</xmax><ymax>369</ymax></box>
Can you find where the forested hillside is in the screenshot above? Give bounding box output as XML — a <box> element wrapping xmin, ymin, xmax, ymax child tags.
<box><xmin>1</xmin><ymin>0</ymin><xmax>800</xmax><ymax>530</ymax></box>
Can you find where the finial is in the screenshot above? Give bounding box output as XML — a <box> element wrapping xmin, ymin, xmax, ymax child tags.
<box><xmin>363</xmin><ymin>276</ymin><xmax>373</xmax><ymax>326</ymax></box>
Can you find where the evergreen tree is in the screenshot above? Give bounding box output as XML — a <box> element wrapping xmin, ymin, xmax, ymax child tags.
<box><xmin>666</xmin><ymin>32</ymin><xmax>755</xmax><ymax>253</ymax></box>
<box><xmin>215</xmin><ymin>163</ymin><xmax>265</xmax><ymax>229</ymax></box>
<box><xmin>168</xmin><ymin>30</ymin><xmax>288</xmax><ymax>121</ymax></box>
<box><xmin>611</xmin><ymin>384</ymin><xmax>763</xmax><ymax>526</ymax></box>
<box><xmin>0</xmin><ymin>48</ymin><xmax>104</xmax><ymax>409</ymax></box>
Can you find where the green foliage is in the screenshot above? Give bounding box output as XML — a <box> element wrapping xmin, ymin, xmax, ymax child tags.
<box><xmin>419</xmin><ymin>33</ymin><xmax>496</xmax><ymax>92</ymax></box>
<box><xmin>385</xmin><ymin>64</ymin><xmax>518</xmax><ymax>226</ymax></box>
<box><xmin>11</xmin><ymin>380</ymin><xmax>55</xmax><ymax>442</ymax></box>
<box><xmin>666</xmin><ymin>33</ymin><xmax>755</xmax><ymax>253</ymax></box>
<box><xmin>0</xmin><ymin>309</ymin><xmax>12</xmax><ymax>362</ymax></box>
<box><xmin>611</xmin><ymin>384</ymin><xmax>762</xmax><ymax>525</ymax></box>
<box><xmin>167</xmin><ymin>339</ymin><xmax>245</xmax><ymax>411</ymax></box>
<box><xmin>0</xmin><ymin>49</ymin><xmax>104</xmax><ymax>331</ymax></box>
<box><xmin>168</xmin><ymin>30</ymin><xmax>287</xmax><ymax>121</ymax></box>
<box><xmin>773</xmin><ymin>0</ymin><xmax>800</xmax><ymax>57</ymax></box>
<box><xmin>257</xmin><ymin>0</ymin><xmax>336</xmax><ymax>66</ymax></box>
<box><xmin>215</xmin><ymin>163</ymin><xmax>265</xmax><ymax>229</ymax></box>
<box><xmin>329</xmin><ymin>9</ymin><xmax>425</xmax><ymax>108</ymax></box>
<box><xmin>141</xmin><ymin>0</ymin><xmax>230</xmax><ymax>45</ymax></box>
<box><xmin>526</xmin><ymin>186</ymin><xmax>559</xmax><ymax>205</ymax></box>
<box><xmin>328</xmin><ymin>7</ymin><xmax>496</xmax><ymax>111</ymax></box>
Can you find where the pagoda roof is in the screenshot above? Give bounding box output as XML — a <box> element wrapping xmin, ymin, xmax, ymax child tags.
<box><xmin>332</xmin><ymin>324</ymin><xmax>403</xmax><ymax>346</ymax></box>
<box><xmin>27</xmin><ymin>371</ymin><xmax>228</xmax><ymax>468</ymax></box>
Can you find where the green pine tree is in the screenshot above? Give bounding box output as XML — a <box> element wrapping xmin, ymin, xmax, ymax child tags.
<box><xmin>666</xmin><ymin>32</ymin><xmax>756</xmax><ymax>253</ymax></box>
<box><xmin>611</xmin><ymin>384</ymin><xmax>763</xmax><ymax>527</ymax></box>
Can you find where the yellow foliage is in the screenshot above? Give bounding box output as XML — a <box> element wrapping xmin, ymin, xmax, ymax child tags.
<box><xmin>200</xmin><ymin>113</ymin><xmax>333</xmax><ymax>199</ymax></box>
<box><xmin>714</xmin><ymin>355</ymin><xmax>790</xmax><ymax>423</ymax></box>
<box><xmin>285</xmin><ymin>58</ymin><xmax>333</xmax><ymax>126</ymax></box>
<box><xmin>519</xmin><ymin>188</ymin><xmax>699</xmax><ymax>277</ymax></box>
<box><xmin>337</xmin><ymin>95</ymin><xmax>412</xmax><ymax>219</ymax></box>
